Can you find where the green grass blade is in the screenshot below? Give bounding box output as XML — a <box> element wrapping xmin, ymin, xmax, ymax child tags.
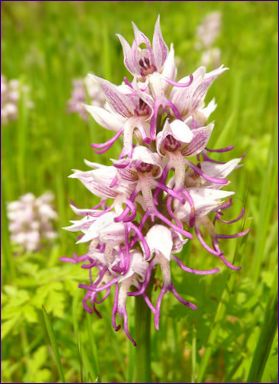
<box><xmin>1</xmin><ymin>189</ymin><xmax>15</xmax><ymax>282</ymax></box>
<box><xmin>191</xmin><ymin>324</ymin><xmax>197</xmax><ymax>383</ymax></box>
<box><xmin>197</xmin><ymin>234</ymin><xmax>247</xmax><ymax>382</ymax></box>
<box><xmin>41</xmin><ymin>306</ymin><xmax>65</xmax><ymax>382</ymax></box>
<box><xmin>253</xmin><ymin>122</ymin><xmax>278</xmax><ymax>281</ymax></box>
<box><xmin>247</xmin><ymin>272</ymin><xmax>278</xmax><ymax>382</ymax></box>
<box><xmin>85</xmin><ymin>312</ymin><xmax>100</xmax><ymax>379</ymax></box>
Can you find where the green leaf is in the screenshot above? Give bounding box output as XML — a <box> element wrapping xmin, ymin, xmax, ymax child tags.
<box><xmin>1</xmin><ymin>315</ymin><xmax>21</xmax><ymax>340</ymax></box>
<box><xmin>23</xmin><ymin>304</ymin><xmax>38</xmax><ymax>323</ymax></box>
<box><xmin>41</xmin><ymin>306</ymin><xmax>65</xmax><ymax>382</ymax></box>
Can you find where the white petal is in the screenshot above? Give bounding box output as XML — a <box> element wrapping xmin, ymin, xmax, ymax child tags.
<box><xmin>132</xmin><ymin>146</ymin><xmax>161</xmax><ymax>168</ymax></box>
<box><xmin>83</xmin><ymin>159</ymin><xmax>104</xmax><ymax>169</ymax></box>
<box><xmin>84</xmin><ymin>105</ymin><xmax>125</xmax><ymax>132</ymax></box>
<box><xmin>201</xmin><ymin>158</ymin><xmax>241</xmax><ymax>178</ymax></box>
<box><xmin>161</xmin><ymin>44</ymin><xmax>176</xmax><ymax>80</ymax></box>
<box><xmin>76</xmin><ymin>212</ymin><xmax>116</xmax><ymax>243</ymax></box>
<box><xmin>199</xmin><ymin>98</ymin><xmax>217</xmax><ymax>120</ymax></box>
<box><xmin>145</xmin><ymin>225</ymin><xmax>173</xmax><ymax>260</ymax></box>
<box><xmin>204</xmin><ymin>64</ymin><xmax>228</xmax><ymax>80</ymax></box>
<box><xmin>119</xmin><ymin>251</ymin><xmax>148</xmax><ymax>283</ymax></box>
<box><xmin>63</xmin><ymin>216</ymin><xmax>96</xmax><ymax>232</ymax></box>
<box><xmin>176</xmin><ymin>188</ymin><xmax>234</xmax><ymax>220</ymax></box>
<box><xmin>170</xmin><ymin>119</ymin><xmax>194</xmax><ymax>143</ymax></box>
<box><xmin>99</xmin><ymin>222</ymin><xmax>125</xmax><ymax>243</ymax></box>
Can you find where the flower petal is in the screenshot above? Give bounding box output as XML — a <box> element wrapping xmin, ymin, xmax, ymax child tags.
<box><xmin>191</xmin><ymin>65</ymin><xmax>228</xmax><ymax>110</ymax></box>
<box><xmin>175</xmin><ymin>188</ymin><xmax>234</xmax><ymax>221</ymax></box>
<box><xmin>170</xmin><ymin>67</ymin><xmax>206</xmax><ymax>116</ymax></box>
<box><xmin>169</xmin><ymin>119</ymin><xmax>194</xmax><ymax>143</ymax></box>
<box><xmin>161</xmin><ymin>44</ymin><xmax>177</xmax><ymax>81</ymax></box>
<box><xmin>152</xmin><ymin>15</ymin><xmax>168</xmax><ymax>70</ymax></box>
<box><xmin>201</xmin><ymin>158</ymin><xmax>241</xmax><ymax>178</ymax></box>
<box><xmin>88</xmin><ymin>75</ymin><xmax>135</xmax><ymax>117</ymax></box>
<box><xmin>132</xmin><ymin>21</ymin><xmax>151</xmax><ymax>48</ymax></box>
<box><xmin>85</xmin><ymin>105</ymin><xmax>125</xmax><ymax>132</ymax></box>
<box><xmin>181</xmin><ymin>123</ymin><xmax>214</xmax><ymax>156</ymax></box>
<box><xmin>146</xmin><ymin>225</ymin><xmax>173</xmax><ymax>260</ymax></box>
<box><xmin>132</xmin><ymin>145</ymin><xmax>161</xmax><ymax>168</ymax></box>
<box><xmin>116</xmin><ymin>34</ymin><xmax>138</xmax><ymax>75</ymax></box>
<box><xmin>63</xmin><ymin>215</ymin><xmax>96</xmax><ymax>232</ymax></box>
<box><xmin>76</xmin><ymin>212</ymin><xmax>116</xmax><ymax>243</ymax></box>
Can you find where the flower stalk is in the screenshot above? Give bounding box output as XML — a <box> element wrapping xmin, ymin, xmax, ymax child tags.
<box><xmin>134</xmin><ymin>293</ymin><xmax>152</xmax><ymax>382</ymax></box>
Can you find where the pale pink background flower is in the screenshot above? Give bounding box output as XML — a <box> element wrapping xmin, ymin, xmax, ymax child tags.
<box><xmin>7</xmin><ymin>192</ymin><xmax>57</xmax><ymax>252</ymax></box>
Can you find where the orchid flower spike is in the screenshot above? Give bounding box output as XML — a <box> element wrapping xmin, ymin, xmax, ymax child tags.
<box><xmin>64</xmin><ymin>17</ymin><xmax>248</xmax><ymax>345</ymax></box>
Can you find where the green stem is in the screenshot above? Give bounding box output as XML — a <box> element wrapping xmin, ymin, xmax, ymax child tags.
<box><xmin>134</xmin><ymin>295</ymin><xmax>151</xmax><ymax>382</ymax></box>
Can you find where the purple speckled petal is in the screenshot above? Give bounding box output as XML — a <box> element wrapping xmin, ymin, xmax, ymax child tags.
<box><xmin>152</xmin><ymin>16</ymin><xmax>168</xmax><ymax>70</ymax></box>
<box><xmin>93</xmin><ymin>76</ymin><xmax>135</xmax><ymax>117</ymax></box>
<box><xmin>182</xmin><ymin>124</ymin><xmax>214</xmax><ymax>157</ymax></box>
<box><xmin>116</xmin><ymin>34</ymin><xmax>138</xmax><ymax>75</ymax></box>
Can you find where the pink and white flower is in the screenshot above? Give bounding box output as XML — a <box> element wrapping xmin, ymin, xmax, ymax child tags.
<box><xmin>64</xmin><ymin>17</ymin><xmax>248</xmax><ymax>345</ymax></box>
<box><xmin>1</xmin><ymin>74</ymin><xmax>33</xmax><ymax>125</ymax></box>
<box><xmin>195</xmin><ymin>12</ymin><xmax>222</xmax><ymax>68</ymax></box>
<box><xmin>68</xmin><ymin>75</ymin><xmax>106</xmax><ymax>120</ymax></box>
<box><xmin>7</xmin><ymin>192</ymin><xmax>57</xmax><ymax>252</ymax></box>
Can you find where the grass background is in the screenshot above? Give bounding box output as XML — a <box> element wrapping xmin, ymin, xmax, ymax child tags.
<box><xmin>1</xmin><ymin>1</ymin><xmax>278</xmax><ymax>382</ymax></box>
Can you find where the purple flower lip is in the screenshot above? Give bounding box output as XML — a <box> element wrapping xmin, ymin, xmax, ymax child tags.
<box><xmin>188</xmin><ymin>161</ymin><xmax>228</xmax><ymax>185</ymax></box>
<box><xmin>215</xmin><ymin>228</ymin><xmax>250</xmax><ymax>239</ymax></box>
<box><xmin>163</xmin><ymin>74</ymin><xmax>193</xmax><ymax>88</ymax></box>
<box><xmin>206</xmin><ymin>145</ymin><xmax>234</xmax><ymax>153</ymax></box>
<box><xmin>215</xmin><ymin>207</ymin><xmax>245</xmax><ymax>224</ymax></box>
<box><xmin>91</xmin><ymin>129</ymin><xmax>124</xmax><ymax>154</ymax></box>
<box><xmin>154</xmin><ymin>283</ymin><xmax>197</xmax><ymax>330</ymax></box>
<box><xmin>173</xmin><ymin>255</ymin><xmax>220</xmax><ymax>275</ymax></box>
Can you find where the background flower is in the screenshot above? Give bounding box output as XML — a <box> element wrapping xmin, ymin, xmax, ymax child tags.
<box><xmin>1</xmin><ymin>74</ymin><xmax>33</xmax><ymax>124</ymax></box>
<box><xmin>195</xmin><ymin>12</ymin><xmax>222</xmax><ymax>68</ymax></box>
<box><xmin>7</xmin><ymin>192</ymin><xmax>57</xmax><ymax>252</ymax></box>
<box><xmin>68</xmin><ymin>75</ymin><xmax>106</xmax><ymax>120</ymax></box>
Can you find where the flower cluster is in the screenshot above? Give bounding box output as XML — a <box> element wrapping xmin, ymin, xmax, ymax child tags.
<box><xmin>68</xmin><ymin>75</ymin><xmax>106</xmax><ymax>120</ymax></box>
<box><xmin>63</xmin><ymin>17</ymin><xmax>248</xmax><ymax>345</ymax></box>
<box><xmin>1</xmin><ymin>74</ymin><xmax>33</xmax><ymax>125</ymax></box>
<box><xmin>7</xmin><ymin>192</ymin><xmax>57</xmax><ymax>252</ymax></box>
<box><xmin>195</xmin><ymin>12</ymin><xmax>222</xmax><ymax>68</ymax></box>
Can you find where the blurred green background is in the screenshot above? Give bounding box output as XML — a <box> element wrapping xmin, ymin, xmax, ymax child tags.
<box><xmin>2</xmin><ymin>1</ymin><xmax>278</xmax><ymax>383</ymax></box>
